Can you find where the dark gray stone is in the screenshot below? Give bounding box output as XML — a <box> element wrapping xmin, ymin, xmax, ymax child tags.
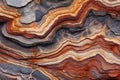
<box><xmin>32</xmin><ymin>70</ymin><xmax>50</xmax><ymax>80</ymax></box>
<box><xmin>0</xmin><ymin>63</ymin><xmax>32</xmax><ymax>75</ymax></box>
<box><xmin>107</xmin><ymin>17</ymin><xmax>120</xmax><ymax>35</ymax></box>
<box><xmin>35</xmin><ymin>10</ymin><xmax>45</xmax><ymax>22</ymax></box>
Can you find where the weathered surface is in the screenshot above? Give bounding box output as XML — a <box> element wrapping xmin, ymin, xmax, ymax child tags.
<box><xmin>0</xmin><ymin>0</ymin><xmax>120</xmax><ymax>80</ymax></box>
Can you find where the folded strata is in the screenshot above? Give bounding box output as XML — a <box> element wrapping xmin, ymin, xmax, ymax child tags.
<box><xmin>0</xmin><ymin>0</ymin><xmax>120</xmax><ymax>80</ymax></box>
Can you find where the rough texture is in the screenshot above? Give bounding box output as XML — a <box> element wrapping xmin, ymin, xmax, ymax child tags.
<box><xmin>0</xmin><ymin>0</ymin><xmax>120</xmax><ymax>80</ymax></box>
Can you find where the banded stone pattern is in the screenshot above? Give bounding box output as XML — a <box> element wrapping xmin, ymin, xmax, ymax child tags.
<box><xmin>0</xmin><ymin>0</ymin><xmax>120</xmax><ymax>80</ymax></box>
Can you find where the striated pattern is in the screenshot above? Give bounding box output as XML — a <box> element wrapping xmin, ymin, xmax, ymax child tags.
<box><xmin>96</xmin><ymin>0</ymin><xmax>120</xmax><ymax>7</ymax></box>
<box><xmin>0</xmin><ymin>0</ymin><xmax>120</xmax><ymax>80</ymax></box>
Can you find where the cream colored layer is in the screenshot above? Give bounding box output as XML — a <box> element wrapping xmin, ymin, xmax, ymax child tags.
<box><xmin>96</xmin><ymin>0</ymin><xmax>120</xmax><ymax>7</ymax></box>
<box><xmin>36</xmin><ymin>47</ymin><xmax>120</xmax><ymax>65</ymax></box>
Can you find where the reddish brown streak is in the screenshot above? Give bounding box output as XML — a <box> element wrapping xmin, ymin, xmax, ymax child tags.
<box><xmin>4</xmin><ymin>0</ymin><xmax>120</xmax><ymax>39</ymax></box>
<box><xmin>1</xmin><ymin>35</ymin><xmax>119</xmax><ymax>62</ymax></box>
<box><xmin>0</xmin><ymin>46</ymin><xmax>24</xmax><ymax>60</ymax></box>
<box><xmin>26</xmin><ymin>36</ymin><xmax>120</xmax><ymax>60</ymax></box>
<box><xmin>41</xmin><ymin>55</ymin><xmax>120</xmax><ymax>80</ymax></box>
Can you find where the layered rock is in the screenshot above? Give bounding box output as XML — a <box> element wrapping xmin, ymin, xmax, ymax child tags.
<box><xmin>0</xmin><ymin>0</ymin><xmax>120</xmax><ymax>80</ymax></box>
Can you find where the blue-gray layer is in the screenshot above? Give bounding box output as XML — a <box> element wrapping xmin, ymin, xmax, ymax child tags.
<box><xmin>0</xmin><ymin>63</ymin><xmax>50</xmax><ymax>80</ymax></box>
<box><xmin>36</xmin><ymin>0</ymin><xmax>73</xmax><ymax>22</ymax></box>
<box><xmin>0</xmin><ymin>63</ymin><xmax>32</xmax><ymax>75</ymax></box>
<box><xmin>1</xmin><ymin>10</ymin><xmax>119</xmax><ymax>54</ymax></box>
<box><xmin>32</xmin><ymin>70</ymin><xmax>50</xmax><ymax>80</ymax></box>
<box><xmin>19</xmin><ymin>0</ymin><xmax>73</xmax><ymax>24</ymax></box>
<box><xmin>0</xmin><ymin>63</ymin><xmax>32</xmax><ymax>80</ymax></box>
<box><xmin>107</xmin><ymin>17</ymin><xmax>120</xmax><ymax>35</ymax></box>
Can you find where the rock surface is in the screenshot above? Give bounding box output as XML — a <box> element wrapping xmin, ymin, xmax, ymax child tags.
<box><xmin>0</xmin><ymin>0</ymin><xmax>120</xmax><ymax>80</ymax></box>
<box><xmin>6</xmin><ymin>0</ymin><xmax>32</xmax><ymax>7</ymax></box>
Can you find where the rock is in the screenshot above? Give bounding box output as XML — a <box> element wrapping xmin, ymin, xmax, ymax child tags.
<box><xmin>6</xmin><ymin>0</ymin><xmax>32</xmax><ymax>7</ymax></box>
<box><xmin>107</xmin><ymin>17</ymin><xmax>120</xmax><ymax>35</ymax></box>
<box><xmin>35</xmin><ymin>10</ymin><xmax>45</xmax><ymax>22</ymax></box>
<box><xmin>20</xmin><ymin>12</ymin><xmax>36</xmax><ymax>24</ymax></box>
<box><xmin>32</xmin><ymin>70</ymin><xmax>50</xmax><ymax>80</ymax></box>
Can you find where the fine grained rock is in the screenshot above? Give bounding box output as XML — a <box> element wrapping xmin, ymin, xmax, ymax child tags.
<box><xmin>20</xmin><ymin>12</ymin><xmax>36</xmax><ymax>24</ymax></box>
<box><xmin>19</xmin><ymin>0</ymin><xmax>73</xmax><ymax>23</ymax></box>
<box><xmin>35</xmin><ymin>10</ymin><xmax>45</xmax><ymax>22</ymax></box>
<box><xmin>1</xmin><ymin>0</ymin><xmax>120</xmax><ymax>80</ymax></box>
<box><xmin>6</xmin><ymin>0</ymin><xmax>32</xmax><ymax>7</ymax></box>
<box><xmin>107</xmin><ymin>17</ymin><xmax>120</xmax><ymax>35</ymax></box>
<box><xmin>32</xmin><ymin>70</ymin><xmax>50</xmax><ymax>80</ymax></box>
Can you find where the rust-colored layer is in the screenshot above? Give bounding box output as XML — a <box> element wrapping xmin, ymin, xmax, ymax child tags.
<box><xmin>2</xmin><ymin>0</ymin><xmax>120</xmax><ymax>38</ymax></box>
<box><xmin>0</xmin><ymin>0</ymin><xmax>120</xmax><ymax>80</ymax></box>
<box><xmin>42</xmin><ymin>55</ymin><xmax>120</xmax><ymax>80</ymax></box>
